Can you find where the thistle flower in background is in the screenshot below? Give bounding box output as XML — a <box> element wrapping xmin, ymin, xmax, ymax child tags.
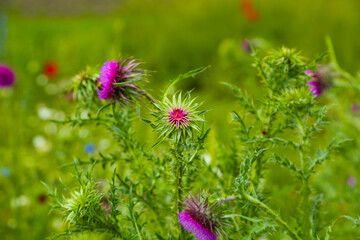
<box><xmin>241</xmin><ymin>39</ymin><xmax>253</xmax><ymax>54</ymax></box>
<box><xmin>97</xmin><ymin>58</ymin><xmax>146</xmax><ymax>106</ymax></box>
<box><xmin>43</xmin><ymin>60</ymin><xmax>59</xmax><ymax>79</ymax></box>
<box><xmin>0</xmin><ymin>64</ymin><xmax>16</xmax><ymax>88</ymax></box>
<box><xmin>38</xmin><ymin>194</ymin><xmax>47</xmax><ymax>204</ymax></box>
<box><xmin>351</xmin><ymin>104</ymin><xmax>359</xmax><ymax>114</ymax></box>
<box><xmin>347</xmin><ymin>175</ymin><xmax>356</xmax><ymax>187</ymax></box>
<box><xmin>152</xmin><ymin>92</ymin><xmax>205</xmax><ymax>142</ymax></box>
<box><xmin>178</xmin><ymin>192</ymin><xmax>226</xmax><ymax>240</ymax></box>
<box><xmin>305</xmin><ymin>65</ymin><xmax>333</xmax><ymax>97</ymax></box>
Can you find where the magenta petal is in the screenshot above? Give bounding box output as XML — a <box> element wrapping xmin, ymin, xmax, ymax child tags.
<box><xmin>179</xmin><ymin>212</ymin><xmax>217</xmax><ymax>240</ymax></box>
<box><xmin>305</xmin><ymin>70</ymin><xmax>314</xmax><ymax>76</ymax></box>
<box><xmin>0</xmin><ymin>64</ymin><xmax>16</xmax><ymax>87</ymax></box>
<box><xmin>307</xmin><ymin>81</ymin><xmax>318</xmax><ymax>87</ymax></box>
<box><xmin>348</xmin><ymin>175</ymin><xmax>356</xmax><ymax>186</ymax></box>
<box><xmin>98</xmin><ymin>60</ymin><xmax>119</xmax><ymax>100</ymax></box>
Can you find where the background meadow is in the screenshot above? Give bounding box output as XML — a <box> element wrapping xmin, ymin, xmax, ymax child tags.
<box><xmin>1</xmin><ymin>0</ymin><xmax>360</xmax><ymax>239</ymax></box>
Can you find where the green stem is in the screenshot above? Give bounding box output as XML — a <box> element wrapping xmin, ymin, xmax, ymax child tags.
<box><xmin>296</xmin><ymin>117</ymin><xmax>312</xmax><ymax>239</ymax></box>
<box><xmin>326</xmin><ymin>36</ymin><xmax>357</xmax><ymax>83</ymax></box>
<box><xmin>240</xmin><ymin>186</ymin><xmax>301</xmax><ymax>240</ymax></box>
<box><xmin>131</xmin><ymin>209</ymin><xmax>143</xmax><ymax>240</ymax></box>
<box><xmin>173</xmin><ymin>143</ymin><xmax>185</xmax><ymax>237</ymax></box>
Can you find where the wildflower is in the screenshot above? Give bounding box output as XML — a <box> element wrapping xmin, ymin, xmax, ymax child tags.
<box><xmin>351</xmin><ymin>104</ymin><xmax>359</xmax><ymax>114</ymax></box>
<box><xmin>178</xmin><ymin>192</ymin><xmax>226</xmax><ymax>240</ymax></box>
<box><xmin>240</xmin><ymin>0</ymin><xmax>260</xmax><ymax>22</ymax></box>
<box><xmin>305</xmin><ymin>66</ymin><xmax>333</xmax><ymax>97</ymax></box>
<box><xmin>0</xmin><ymin>64</ymin><xmax>16</xmax><ymax>87</ymax></box>
<box><xmin>241</xmin><ymin>39</ymin><xmax>253</xmax><ymax>54</ymax></box>
<box><xmin>97</xmin><ymin>58</ymin><xmax>146</xmax><ymax>106</ymax></box>
<box><xmin>43</xmin><ymin>61</ymin><xmax>59</xmax><ymax>79</ymax></box>
<box><xmin>152</xmin><ymin>92</ymin><xmax>205</xmax><ymax>142</ymax></box>
<box><xmin>347</xmin><ymin>175</ymin><xmax>356</xmax><ymax>187</ymax></box>
<box><xmin>38</xmin><ymin>194</ymin><xmax>47</xmax><ymax>204</ymax></box>
<box><xmin>84</xmin><ymin>143</ymin><xmax>96</xmax><ymax>154</ymax></box>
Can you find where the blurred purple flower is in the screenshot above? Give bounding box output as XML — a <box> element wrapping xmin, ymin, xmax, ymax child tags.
<box><xmin>97</xmin><ymin>58</ymin><xmax>146</xmax><ymax>105</ymax></box>
<box><xmin>351</xmin><ymin>104</ymin><xmax>359</xmax><ymax>114</ymax></box>
<box><xmin>347</xmin><ymin>175</ymin><xmax>356</xmax><ymax>187</ymax></box>
<box><xmin>305</xmin><ymin>64</ymin><xmax>336</xmax><ymax>97</ymax></box>
<box><xmin>305</xmin><ymin>69</ymin><xmax>328</xmax><ymax>97</ymax></box>
<box><xmin>0</xmin><ymin>64</ymin><xmax>16</xmax><ymax>88</ymax></box>
<box><xmin>241</xmin><ymin>39</ymin><xmax>252</xmax><ymax>54</ymax></box>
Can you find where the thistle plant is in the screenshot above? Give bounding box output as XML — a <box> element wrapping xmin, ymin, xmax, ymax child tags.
<box><xmin>46</xmin><ymin>46</ymin><xmax>360</xmax><ymax>240</ymax></box>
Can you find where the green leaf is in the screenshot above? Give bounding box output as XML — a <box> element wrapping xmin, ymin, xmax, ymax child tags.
<box><xmin>163</xmin><ymin>66</ymin><xmax>208</xmax><ymax>99</ymax></box>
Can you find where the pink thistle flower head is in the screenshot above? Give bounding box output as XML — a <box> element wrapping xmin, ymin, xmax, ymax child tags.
<box><xmin>347</xmin><ymin>175</ymin><xmax>356</xmax><ymax>187</ymax></box>
<box><xmin>97</xmin><ymin>58</ymin><xmax>146</xmax><ymax>106</ymax></box>
<box><xmin>169</xmin><ymin>107</ymin><xmax>190</xmax><ymax>129</ymax></box>
<box><xmin>0</xmin><ymin>64</ymin><xmax>16</xmax><ymax>88</ymax></box>
<box><xmin>152</xmin><ymin>92</ymin><xmax>206</xmax><ymax>142</ymax></box>
<box><xmin>351</xmin><ymin>104</ymin><xmax>359</xmax><ymax>114</ymax></box>
<box><xmin>305</xmin><ymin>65</ymin><xmax>333</xmax><ymax>97</ymax></box>
<box><xmin>178</xmin><ymin>192</ymin><xmax>227</xmax><ymax>240</ymax></box>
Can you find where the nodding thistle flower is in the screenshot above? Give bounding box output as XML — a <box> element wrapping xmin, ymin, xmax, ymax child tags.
<box><xmin>97</xmin><ymin>58</ymin><xmax>146</xmax><ymax>106</ymax></box>
<box><xmin>178</xmin><ymin>192</ymin><xmax>226</xmax><ymax>240</ymax></box>
<box><xmin>152</xmin><ymin>92</ymin><xmax>205</xmax><ymax>142</ymax></box>
<box><xmin>305</xmin><ymin>65</ymin><xmax>334</xmax><ymax>97</ymax></box>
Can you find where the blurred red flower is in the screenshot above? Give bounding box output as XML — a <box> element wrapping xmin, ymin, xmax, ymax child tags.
<box><xmin>38</xmin><ymin>194</ymin><xmax>47</xmax><ymax>204</ymax></box>
<box><xmin>240</xmin><ymin>0</ymin><xmax>260</xmax><ymax>22</ymax></box>
<box><xmin>43</xmin><ymin>61</ymin><xmax>59</xmax><ymax>79</ymax></box>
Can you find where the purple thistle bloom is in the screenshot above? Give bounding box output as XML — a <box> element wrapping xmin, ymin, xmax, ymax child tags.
<box><xmin>168</xmin><ymin>107</ymin><xmax>190</xmax><ymax>129</ymax></box>
<box><xmin>241</xmin><ymin>39</ymin><xmax>252</xmax><ymax>54</ymax></box>
<box><xmin>0</xmin><ymin>64</ymin><xmax>16</xmax><ymax>88</ymax></box>
<box><xmin>351</xmin><ymin>104</ymin><xmax>359</xmax><ymax>114</ymax></box>
<box><xmin>97</xmin><ymin>58</ymin><xmax>145</xmax><ymax>105</ymax></box>
<box><xmin>347</xmin><ymin>175</ymin><xmax>356</xmax><ymax>187</ymax></box>
<box><xmin>179</xmin><ymin>212</ymin><xmax>217</xmax><ymax>240</ymax></box>
<box><xmin>152</xmin><ymin>92</ymin><xmax>205</xmax><ymax>142</ymax></box>
<box><xmin>305</xmin><ymin>70</ymin><xmax>327</xmax><ymax>97</ymax></box>
<box><xmin>178</xmin><ymin>192</ymin><xmax>226</xmax><ymax>240</ymax></box>
<box><xmin>305</xmin><ymin>66</ymin><xmax>333</xmax><ymax>97</ymax></box>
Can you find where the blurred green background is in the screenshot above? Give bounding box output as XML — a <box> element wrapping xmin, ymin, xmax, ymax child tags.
<box><xmin>1</xmin><ymin>0</ymin><xmax>360</xmax><ymax>239</ymax></box>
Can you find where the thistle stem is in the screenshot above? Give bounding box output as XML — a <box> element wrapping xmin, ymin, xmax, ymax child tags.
<box><xmin>239</xmin><ymin>186</ymin><xmax>301</xmax><ymax>240</ymax></box>
<box><xmin>173</xmin><ymin>143</ymin><xmax>185</xmax><ymax>237</ymax></box>
<box><xmin>296</xmin><ymin>116</ymin><xmax>312</xmax><ymax>239</ymax></box>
